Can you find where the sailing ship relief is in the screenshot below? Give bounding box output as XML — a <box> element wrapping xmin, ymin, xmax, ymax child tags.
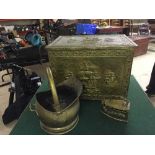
<box><xmin>63</xmin><ymin>60</ymin><xmax>119</xmax><ymax>98</ymax></box>
<box><xmin>77</xmin><ymin>61</ymin><xmax>102</xmax><ymax>98</ymax></box>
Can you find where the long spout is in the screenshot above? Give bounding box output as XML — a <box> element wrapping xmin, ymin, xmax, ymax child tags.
<box><xmin>46</xmin><ymin>67</ymin><xmax>60</xmax><ymax>112</ymax></box>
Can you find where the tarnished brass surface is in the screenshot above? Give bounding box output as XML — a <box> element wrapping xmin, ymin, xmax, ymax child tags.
<box><xmin>46</xmin><ymin>67</ymin><xmax>60</xmax><ymax>111</ymax></box>
<box><xmin>101</xmin><ymin>96</ymin><xmax>130</xmax><ymax>122</ymax></box>
<box><xmin>35</xmin><ymin>76</ymin><xmax>83</xmax><ymax>134</ymax></box>
<box><xmin>46</xmin><ymin>35</ymin><xmax>137</xmax><ymax>100</ymax></box>
<box><xmin>40</xmin><ymin>116</ymin><xmax>79</xmax><ymax>135</ymax></box>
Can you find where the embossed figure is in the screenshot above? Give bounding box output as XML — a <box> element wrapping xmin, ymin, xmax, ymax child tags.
<box><xmin>64</xmin><ymin>70</ymin><xmax>74</xmax><ymax>79</ymax></box>
<box><xmin>78</xmin><ymin>61</ymin><xmax>101</xmax><ymax>96</ymax></box>
<box><xmin>103</xmin><ymin>69</ymin><xmax>118</xmax><ymax>87</ymax></box>
<box><xmin>82</xmin><ymin>36</ymin><xmax>101</xmax><ymax>45</ymax></box>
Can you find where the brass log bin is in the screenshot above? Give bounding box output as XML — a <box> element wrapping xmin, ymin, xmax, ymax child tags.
<box><xmin>35</xmin><ymin>67</ymin><xmax>83</xmax><ymax>134</ymax></box>
<box><xmin>46</xmin><ymin>35</ymin><xmax>137</xmax><ymax>123</ymax></box>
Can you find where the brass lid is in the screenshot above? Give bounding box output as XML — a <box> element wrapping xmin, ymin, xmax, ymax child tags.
<box><xmin>46</xmin><ymin>35</ymin><xmax>137</xmax><ymax>50</ymax></box>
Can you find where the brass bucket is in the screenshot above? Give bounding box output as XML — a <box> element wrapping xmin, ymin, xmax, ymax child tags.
<box><xmin>35</xmin><ymin>76</ymin><xmax>83</xmax><ymax>134</ymax></box>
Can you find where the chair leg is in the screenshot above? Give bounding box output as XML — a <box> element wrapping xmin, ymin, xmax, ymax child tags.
<box><xmin>1</xmin><ymin>69</ymin><xmax>12</xmax><ymax>82</ymax></box>
<box><xmin>0</xmin><ymin>69</ymin><xmax>12</xmax><ymax>87</ymax></box>
<box><xmin>0</xmin><ymin>82</ymin><xmax>11</xmax><ymax>87</ymax></box>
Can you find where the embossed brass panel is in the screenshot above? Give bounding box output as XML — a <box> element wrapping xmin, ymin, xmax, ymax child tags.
<box><xmin>46</xmin><ymin>35</ymin><xmax>137</xmax><ymax>100</ymax></box>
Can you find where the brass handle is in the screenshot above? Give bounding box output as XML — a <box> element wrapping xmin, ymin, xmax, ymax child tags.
<box><xmin>46</xmin><ymin>67</ymin><xmax>60</xmax><ymax>112</ymax></box>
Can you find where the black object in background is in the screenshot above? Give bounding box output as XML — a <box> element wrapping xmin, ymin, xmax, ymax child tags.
<box><xmin>145</xmin><ymin>63</ymin><xmax>155</xmax><ymax>96</ymax></box>
<box><xmin>0</xmin><ymin>45</ymin><xmax>48</xmax><ymax>71</ymax></box>
<box><xmin>77</xmin><ymin>19</ymin><xmax>91</xmax><ymax>24</ymax></box>
<box><xmin>148</xmin><ymin>19</ymin><xmax>155</xmax><ymax>24</ymax></box>
<box><xmin>123</xmin><ymin>27</ymin><xmax>130</xmax><ymax>36</ymax></box>
<box><xmin>2</xmin><ymin>64</ymin><xmax>41</xmax><ymax>124</ymax></box>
